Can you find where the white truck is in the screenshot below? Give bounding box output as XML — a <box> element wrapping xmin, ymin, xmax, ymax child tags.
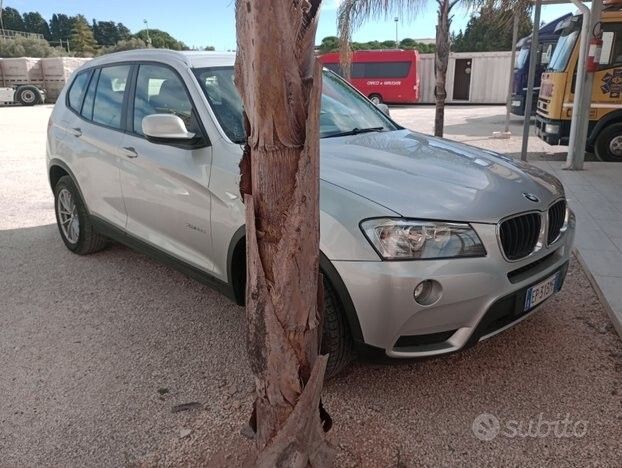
<box><xmin>0</xmin><ymin>57</ymin><xmax>91</xmax><ymax>106</ymax></box>
<box><xmin>0</xmin><ymin>83</ymin><xmax>45</xmax><ymax>105</ymax></box>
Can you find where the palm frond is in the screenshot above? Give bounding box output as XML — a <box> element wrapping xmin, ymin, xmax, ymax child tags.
<box><xmin>337</xmin><ymin>0</ymin><xmax>428</xmax><ymax>79</ymax></box>
<box><xmin>461</xmin><ymin>0</ymin><xmax>533</xmax><ymax>13</ymax></box>
<box><xmin>338</xmin><ymin>0</ymin><xmax>428</xmax><ymax>32</ymax></box>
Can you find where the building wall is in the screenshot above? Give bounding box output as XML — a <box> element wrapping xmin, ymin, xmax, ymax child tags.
<box><xmin>419</xmin><ymin>51</ymin><xmax>512</xmax><ymax>104</ymax></box>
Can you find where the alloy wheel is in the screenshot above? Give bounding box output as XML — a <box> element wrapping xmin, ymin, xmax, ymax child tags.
<box><xmin>57</xmin><ymin>188</ymin><xmax>80</xmax><ymax>244</ymax></box>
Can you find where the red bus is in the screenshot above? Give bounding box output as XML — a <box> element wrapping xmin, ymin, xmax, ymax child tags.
<box><xmin>319</xmin><ymin>49</ymin><xmax>420</xmax><ymax>104</ymax></box>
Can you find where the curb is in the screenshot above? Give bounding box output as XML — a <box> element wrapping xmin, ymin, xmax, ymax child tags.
<box><xmin>574</xmin><ymin>249</ymin><xmax>622</xmax><ymax>340</ymax></box>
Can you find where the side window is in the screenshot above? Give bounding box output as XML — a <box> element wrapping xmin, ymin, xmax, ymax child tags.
<box><xmin>67</xmin><ymin>71</ymin><xmax>90</xmax><ymax>112</ymax></box>
<box><xmin>349</xmin><ymin>62</ymin><xmax>411</xmax><ymax>79</ymax></box>
<box><xmin>81</xmin><ymin>68</ymin><xmax>99</xmax><ymax>121</ymax></box>
<box><xmin>541</xmin><ymin>44</ymin><xmax>553</xmax><ymax>65</ymax></box>
<box><xmin>92</xmin><ymin>65</ymin><xmax>131</xmax><ymax>130</ymax></box>
<box><xmin>133</xmin><ymin>64</ymin><xmax>198</xmax><ymax>136</ymax></box>
<box><xmin>195</xmin><ymin>68</ymin><xmax>244</xmax><ymax>143</ymax></box>
<box><xmin>599</xmin><ymin>24</ymin><xmax>622</xmax><ymax>69</ymax></box>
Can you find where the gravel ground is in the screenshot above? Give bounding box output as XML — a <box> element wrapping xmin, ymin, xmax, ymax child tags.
<box><xmin>0</xmin><ymin>105</ymin><xmax>620</xmax><ymax>466</ymax></box>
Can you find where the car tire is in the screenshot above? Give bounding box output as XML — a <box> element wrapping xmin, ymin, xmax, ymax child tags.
<box><xmin>594</xmin><ymin>123</ymin><xmax>622</xmax><ymax>162</ymax></box>
<box><xmin>322</xmin><ymin>277</ymin><xmax>353</xmax><ymax>379</ymax></box>
<box><xmin>369</xmin><ymin>94</ymin><xmax>382</xmax><ymax>105</ymax></box>
<box><xmin>16</xmin><ymin>85</ymin><xmax>43</xmax><ymax>106</ymax></box>
<box><xmin>53</xmin><ymin>175</ymin><xmax>109</xmax><ymax>255</ymax></box>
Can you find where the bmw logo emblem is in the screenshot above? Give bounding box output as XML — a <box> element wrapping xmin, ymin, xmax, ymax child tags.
<box><xmin>522</xmin><ymin>192</ymin><xmax>540</xmax><ymax>203</ymax></box>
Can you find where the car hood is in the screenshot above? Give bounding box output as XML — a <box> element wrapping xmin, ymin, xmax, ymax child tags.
<box><xmin>319</xmin><ymin>130</ymin><xmax>564</xmax><ymax>224</ymax></box>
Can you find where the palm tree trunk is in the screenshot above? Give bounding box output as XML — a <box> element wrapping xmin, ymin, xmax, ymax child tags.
<box><xmin>234</xmin><ymin>0</ymin><xmax>332</xmax><ymax>465</ymax></box>
<box><xmin>434</xmin><ymin>0</ymin><xmax>451</xmax><ymax>138</ymax></box>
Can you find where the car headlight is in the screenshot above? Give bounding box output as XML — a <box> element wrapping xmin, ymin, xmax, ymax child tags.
<box><xmin>361</xmin><ymin>218</ymin><xmax>486</xmax><ymax>260</ymax></box>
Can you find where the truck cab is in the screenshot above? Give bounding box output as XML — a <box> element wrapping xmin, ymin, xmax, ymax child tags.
<box><xmin>536</xmin><ymin>0</ymin><xmax>622</xmax><ymax>161</ymax></box>
<box><xmin>511</xmin><ymin>14</ymin><xmax>571</xmax><ymax>116</ymax></box>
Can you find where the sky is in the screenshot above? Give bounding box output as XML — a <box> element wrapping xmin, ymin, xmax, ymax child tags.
<box><xmin>3</xmin><ymin>0</ymin><xmax>577</xmax><ymax>51</ymax></box>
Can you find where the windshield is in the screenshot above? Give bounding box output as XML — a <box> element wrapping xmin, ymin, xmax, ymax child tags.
<box><xmin>193</xmin><ymin>67</ymin><xmax>398</xmax><ymax>144</ymax></box>
<box><xmin>515</xmin><ymin>48</ymin><xmax>529</xmax><ymax>71</ymax></box>
<box><xmin>548</xmin><ymin>19</ymin><xmax>581</xmax><ymax>72</ymax></box>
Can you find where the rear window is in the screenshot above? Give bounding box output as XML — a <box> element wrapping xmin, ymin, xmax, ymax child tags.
<box><xmin>92</xmin><ymin>65</ymin><xmax>131</xmax><ymax>130</ymax></box>
<box><xmin>67</xmin><ymin>71</ymin><xmax>90</xmax><ymax>112</ymax></box>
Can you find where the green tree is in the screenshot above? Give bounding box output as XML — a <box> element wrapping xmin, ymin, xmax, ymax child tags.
<box><xmin>116</xmin><ymin>23</ymin><xmax>131</xmax><ymax>41</ymax></box>
<box><xmin>22</xmin><ymin>12</ymin><xmax>51</xmax><ymax>39</ymax></box>
<box><xmin>1</xmin><ymin>7</ymin><xmax>26</xmax><ymax>31</ymax></box>
<box><xmin>0</xmin><ymin>36</ymin><xmax>65</xmax><ymax>58</ymax></box>
<box><xmin>70</xmin><ymin>15</ymin><xmax>97</xmax><ymax>57</ymax></box>
<box><xmin>134</xmin><ymin>29</ymin><xmax>187</xmax><ymax>50</ymax></box>
<box><xmin>399</xmin><ymin>37</ymin><xmax>417</xmax><ymax>49</ymax></box>
<box><xmin>400</xmin><ymin>38</ymin><xmax>436</xmax><ymax>53</ymax></box>
<box><xmin>92</xmin><ymin>20</ymin><xmax>131</xmax><ymax>46</ymax></box>
<box><xmin>452</xmin><ymin>5</ymin><xmax>532</xmax><ymax>52</ymax></box>
<box><xmin>50</xmin><ymin>14</ymin><xmax>75</xmax><ymax>43</ymax></box>
<box><xmin>98</xmin><ymin>37</ymin><xmax>147</xmax><ymax>55</ymax></box>
<box><xmin>319</xmin><ymin>35</ymin><xmax>339</xmax><ymax>53</ymax></box>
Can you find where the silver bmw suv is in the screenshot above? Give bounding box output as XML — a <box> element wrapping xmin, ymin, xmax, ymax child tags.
<box><xmin>47</xmin><ymin>50</ymin><xmax>575</xmax><ymax>377</ymax></box>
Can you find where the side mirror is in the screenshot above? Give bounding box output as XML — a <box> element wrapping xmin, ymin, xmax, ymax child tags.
<box><xmin>376</xmin><ymin>103</ymin><xmax>391</xmax><ymax>117</ymax></box>
<box><xmin>143</xmin><ymin>114</ymin><xmax>196</xmax><ymax>141</ymax></box>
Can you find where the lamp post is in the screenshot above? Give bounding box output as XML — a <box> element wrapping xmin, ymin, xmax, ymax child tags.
<box><xmin>0</xmin><ymin>0</ymin><xmax>5</xmax><ymax>32</ymax></box>
<box><xmin>144</xmin><ymin>19</ymin><xmax>152</xmax><ymax>47</ymax></box>
<box><xmin>394</xmin><ymin>17</ymin><xmax>399</xmax><ymax>49</ymax></box>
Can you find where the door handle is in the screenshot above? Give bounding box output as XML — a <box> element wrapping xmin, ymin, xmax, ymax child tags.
<box><xmin>122</xmin><ymin>146</ymin><xmax>138</xmax><ymax>159</ymax></box>
<box><xmin>69</xmin><ymin>127</ymin><xmax>82</xmax><ymax>137</ymax></box>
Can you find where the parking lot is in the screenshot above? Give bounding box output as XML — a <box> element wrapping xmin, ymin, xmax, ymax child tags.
<box><xmin>1</xmin><ymin>104</ymin><xmax>621</xmax><ymax>466</ymax></box>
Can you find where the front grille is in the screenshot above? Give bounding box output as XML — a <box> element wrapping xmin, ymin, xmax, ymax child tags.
<box><xmin>499</xmin><ymin>213</ymin><xmax>541</xmax><ymax>261</ymax></box>
<box><xmin>548</xmin><ymin>200</ymin><xmax>566</xmax><ymax>244</ymax></box>
<box><xmin>507</xmin><ymin>252</ymin><xmax>555</xmax><ymax>283</ymax></box>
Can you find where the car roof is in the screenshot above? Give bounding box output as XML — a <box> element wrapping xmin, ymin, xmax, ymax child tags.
<box><xmin>82</xmin><ymin>49</ymin><xmax>236</xmax><ymax>70</ymax></box>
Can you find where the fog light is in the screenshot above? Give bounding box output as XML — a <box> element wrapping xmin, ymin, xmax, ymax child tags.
<box><xmin>413</xmin><ymin>280</ymin><xmax>442</xmax><ymax>306</ymax></box>
<box><xmin>545</xmin><ymin>124</ymin><xmax>560</xmax><ymax>134</ymax></box>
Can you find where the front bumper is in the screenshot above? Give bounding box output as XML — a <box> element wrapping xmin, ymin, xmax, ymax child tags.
<box><xmin>332</xmin><ymin>214</ymin><xmax>575</xmax><ymax>358</ymax></box>
<box><xmin>535</xmin><ymin>115</ymin><xmax>570</xmax><ymax>146</ymax></box>
<box><xmin>511</xmin><ymin>92</ymin><xmax>539</xmax><ymax>117</ymax></box>
<box><xmin>511</xmin><ymin>94</ymin><xmax>526</xmax><ymax>116</ymax></box>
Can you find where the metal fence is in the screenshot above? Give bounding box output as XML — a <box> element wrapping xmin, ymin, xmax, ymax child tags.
<box><xmin>0</xmin><ymin>29</ymin><xmax>45</xmax><ymax>41</ymax></box>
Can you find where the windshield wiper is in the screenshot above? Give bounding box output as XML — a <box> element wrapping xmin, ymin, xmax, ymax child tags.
<box><xmin>323</xmin><ymin>126</ymin><xmax>385</xmax><ymax>138</ymax></box>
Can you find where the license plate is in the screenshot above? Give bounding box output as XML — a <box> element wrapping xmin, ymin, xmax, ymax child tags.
<box><xmin>524</xmin><ymin>272</ymin><xmax>560</xmax><ymax>311</ymax></box>
<box><xmin>512</xmin><ymin>100</ymin><xmax>521</xmax><ymax>107</ymax></box>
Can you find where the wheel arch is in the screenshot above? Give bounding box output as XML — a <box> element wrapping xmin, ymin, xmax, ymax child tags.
<box><xmin>368</xmin><ymin>93</ymin><xmax>383</xmax><ymax>103</ymax></box>
<box><xmin>226</xmin><ymin>229</ymin><xmax>365</xmax><ymax>343</ymax></box>
<box><xmin>588</xmin><ymin>109</ymin><xmax>622</xmax><ymax>147</ymax></box>
<box><xmin>48</xmin><ymin>159</ymin><xmax>90</xmax><ymax>215</ymax></box>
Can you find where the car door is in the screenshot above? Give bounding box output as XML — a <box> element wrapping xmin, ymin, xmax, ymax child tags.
<box><xmin>119</xmin><ymin>63</ymin><xmax>214</xmax><ymax>272</ymax></box>
<box><xmin>62</xmin><ymin>65</ymin><xmax>130</xmax><ymax>228</ymax></box>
